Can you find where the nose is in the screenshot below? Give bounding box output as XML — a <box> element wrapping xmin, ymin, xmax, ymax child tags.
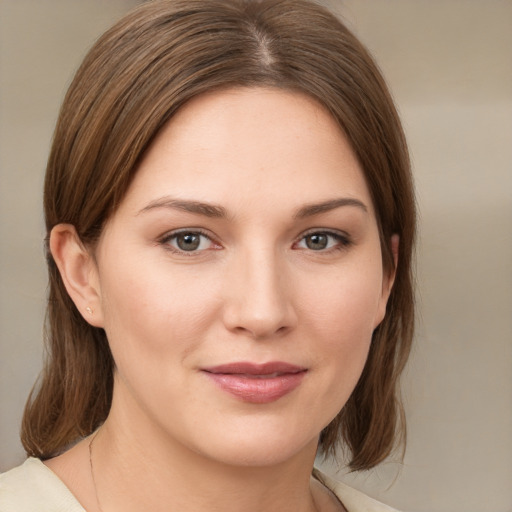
<box><xmin>222</xmin><ymin>248</ymin><xmax>297</xmax><ymax>339</ymax></box>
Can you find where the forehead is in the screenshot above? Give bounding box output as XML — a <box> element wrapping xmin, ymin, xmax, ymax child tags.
<box><xmin>119</xmin><ymin>87</ymin><xmax>374</xmax><ymax>217</ymax></box>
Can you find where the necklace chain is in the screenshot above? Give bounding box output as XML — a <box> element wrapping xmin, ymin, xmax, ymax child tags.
<box><xmin>88</xmin><ymin>431</ymin><xmax>325</xmax><ymax>512</ymax></box>
<box><xmin>88</xmin><ymin>431</ymin><xmax>105</xmax><ymax>512</ymax></box>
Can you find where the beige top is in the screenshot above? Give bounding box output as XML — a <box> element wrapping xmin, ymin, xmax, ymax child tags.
<box><xmin>0</xmin><ymin>458</ymin><xmax>399</xmax><ymax>512</ymax></box>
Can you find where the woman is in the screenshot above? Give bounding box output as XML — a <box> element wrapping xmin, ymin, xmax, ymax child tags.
<box><xmin>0</xmin><ymin>0</ymin><xmax>415</xmax><ymax>510</ymax></box>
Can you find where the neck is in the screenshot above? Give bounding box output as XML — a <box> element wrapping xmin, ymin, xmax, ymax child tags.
<box><xmin>92</xmin><ymin>407</ymin><xmax>322</xmax><ymax>512</ymax></box>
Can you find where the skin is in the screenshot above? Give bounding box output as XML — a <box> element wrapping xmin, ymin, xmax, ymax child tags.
<box><xmin>47</xmin><ymin>88</ymin><xmax>396</xmax><ymax>512</ymax></box>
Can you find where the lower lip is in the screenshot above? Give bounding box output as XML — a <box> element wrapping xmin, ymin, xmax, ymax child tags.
<box><xmin>203</xmin><ymin>371</ymin><xmax>306</xmax><ymax>404</ymax></box>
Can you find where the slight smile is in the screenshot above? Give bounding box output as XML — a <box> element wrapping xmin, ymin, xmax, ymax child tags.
<box><xmin>202</xmin><ymin>362</ymin><xmax>307</xmax><ymax>404</ymax></box>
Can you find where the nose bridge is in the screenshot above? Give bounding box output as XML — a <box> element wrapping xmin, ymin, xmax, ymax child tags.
<box><xmin>223</xmin><ymin>244</ymin><xmax>295</xmax><ymax>338</ymax></box>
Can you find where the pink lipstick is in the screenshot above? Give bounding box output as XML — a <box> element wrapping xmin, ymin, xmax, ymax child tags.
<box><xmin>202</xmin><ymin>362</ymin><xmax>306</xmax><ymax>404</ymax></box>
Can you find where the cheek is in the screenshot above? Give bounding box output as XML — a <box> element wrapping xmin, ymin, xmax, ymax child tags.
<box><xmin>302</xmin><ymin>260</ymin><xmax>384</xmax><ymax>342</ymax></box>
<box><xmin>299</xmin><ymin>262</ymin><xmax>384</xmax><ymax>401</ymax></box>
<box><xmin>98</xmin><ymin>259</ymin><xmax>220</xmax><ymax>373</ymax></box>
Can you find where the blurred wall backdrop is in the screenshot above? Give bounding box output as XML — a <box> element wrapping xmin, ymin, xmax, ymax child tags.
<box><xmin>1</xmin><ymin>1</ymin><xmax>511</xmax><ymax>511</ymax></box>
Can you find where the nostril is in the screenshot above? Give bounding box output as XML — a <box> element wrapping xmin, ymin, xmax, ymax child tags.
<box><xmin>227</xmin><ymin>320</ymin><xmax>293</xmax><ymax>340</ymax></box>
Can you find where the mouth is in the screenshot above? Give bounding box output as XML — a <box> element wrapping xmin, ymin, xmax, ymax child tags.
<box><xmin>201</xmin><ymin>362</ymin><xmax>307</xmax><ymax>404</ymax></box>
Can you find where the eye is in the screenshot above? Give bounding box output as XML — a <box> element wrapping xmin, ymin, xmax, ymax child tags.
<box><xmin>295</xmin><ymin>231</ymin><xmax>350</xmax><ymax>251</ymax></box>
<box><xmin>161</xmin><ymin>230</ymin><xmax>219</xmax><ymax>253</ymax></box>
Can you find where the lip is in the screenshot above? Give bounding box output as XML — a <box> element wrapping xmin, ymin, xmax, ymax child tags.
<box><xmin>202</xmin><ymin>362</ymin><xmax>307</xmax><ymax>404</ymax></box>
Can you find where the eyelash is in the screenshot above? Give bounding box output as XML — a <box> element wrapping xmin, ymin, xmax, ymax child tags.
<box><xmin>159</xmin><ymin>229</ymin><xmax>219</xmax><ymax>256</ymax></box>
<box><xmin>158</xmin><ymin>229</ymin><xmax>352</xmax><ymax>255</ymax></box>
<box><xmin>293</xmin><ymin>230</ymin><xmax>352</xmax><ymax>253</ymax></box>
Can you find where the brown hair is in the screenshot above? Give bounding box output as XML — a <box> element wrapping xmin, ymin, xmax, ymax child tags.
<box><xmin>22</xmin><ymin>0</ymin><xmax>415</xmax><ymax>471</ymax></box>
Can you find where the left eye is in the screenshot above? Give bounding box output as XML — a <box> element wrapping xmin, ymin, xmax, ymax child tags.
<box><xmin>295</xmin><ymin>232</ymin><xmax>348</xmax><ymax>251</ymax></box>
<box><xmin>164</xmin><ymin>231</ymin><xmax>215</xmax><ymax>252</ymax></box>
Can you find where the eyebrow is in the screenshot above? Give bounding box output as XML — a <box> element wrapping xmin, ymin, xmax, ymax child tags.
<box><xmin>138</xmin><ymin>197</ymin><xmax>228</xmax><ymax>218</ymax></box>
<box><xmin>294</xmin><ymin>198</ymin><xmax>368</xmax><ymax>218</ymax></box>
<box><xmin>138</xmin><ymin>196</ymin><xmax>367</xmax><ymax>219</ymax></box>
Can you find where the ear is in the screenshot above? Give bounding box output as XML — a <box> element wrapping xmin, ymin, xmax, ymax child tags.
<box><xmin>49</xmin><ymin>224</ymin><xmax>104</xmax><ymax>328</ymax></box>
<box><xmin>374</xmin><ymin>234</ymin><xmax>399</xmax><ymax>328</ymax></box>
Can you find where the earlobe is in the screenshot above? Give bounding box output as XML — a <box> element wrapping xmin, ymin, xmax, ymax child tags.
<box><xmin>49</xmin><ymin>224</ymin><xmax>104</xmax><ymax>328</ymax></box>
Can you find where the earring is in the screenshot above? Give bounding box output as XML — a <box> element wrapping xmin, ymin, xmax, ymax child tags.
<box><xmin>86</xmin><ymin>306</ymin><xmax>93</xmax><ymax>315</ymax></box>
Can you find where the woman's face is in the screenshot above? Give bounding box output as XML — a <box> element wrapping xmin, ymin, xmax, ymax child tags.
<box><xmin>91</xmin><ymin>88</ymin><xmax>394</xmax><ymax>466</ymax></box>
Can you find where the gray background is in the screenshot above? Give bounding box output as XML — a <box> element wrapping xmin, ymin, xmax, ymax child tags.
<box><xmin>1</xmin><ymin>1</ymin><xmax>511</xmax><ymax>511</ymax></box>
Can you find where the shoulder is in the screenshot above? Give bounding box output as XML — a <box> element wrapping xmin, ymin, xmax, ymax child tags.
<box><xmin>312</xmin><ymin>468</ymin><xmax>400</xmax><ymax>512</ymax></box>
<box><xmin>0</xmin><ymin>458</ymin><xmax>85</xmax><ymax>512</ymax></box>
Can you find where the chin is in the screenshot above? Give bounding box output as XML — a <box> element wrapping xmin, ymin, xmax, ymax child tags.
<box><xmin>183</xmin><ymin>420</ymin><xmax>320</xmax><ymax>469</ymax></box>
<box><xmin>204</xmin><ymin>442</ymin><xmax>314</xmax><ymax>469</ymax></box>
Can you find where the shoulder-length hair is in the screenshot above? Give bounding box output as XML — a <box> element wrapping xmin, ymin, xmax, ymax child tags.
<box><xmin>22</xmin><ymin>0</ymin><xmax>415</xmax><ymax>471</ymax></box>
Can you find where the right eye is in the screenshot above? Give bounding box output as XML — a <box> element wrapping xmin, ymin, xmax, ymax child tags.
<box><xmin>160</xmin><ymin>230</ymin><xmax>219</xmax><ymax>254</ymax></box>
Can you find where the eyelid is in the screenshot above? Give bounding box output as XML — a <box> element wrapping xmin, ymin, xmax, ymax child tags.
<box><xmin>293</xmin><ymin>228</ymin><xmax>352</xmax><ymax>251</ymax></box>
<box><xmin>157</xmin><ymin>227</ymin><xmax>351</xmax><ymax>255</ymax></box>
<box><xmin>158</xmin><ymin>228</ymin><xmax>222</xmax><ymax>254</ymax></box>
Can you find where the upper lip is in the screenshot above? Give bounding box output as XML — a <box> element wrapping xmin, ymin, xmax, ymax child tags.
<box><xmin>202</xmin><ymin>362</ymin><xmax>306</xmax><ymax>375</ymax></box>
